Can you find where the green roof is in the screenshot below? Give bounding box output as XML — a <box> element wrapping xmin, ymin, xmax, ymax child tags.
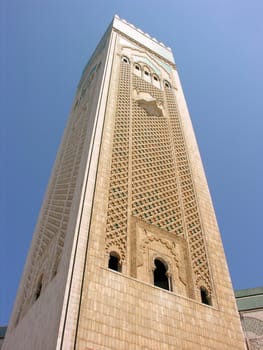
<box><xmin>235</xmin><ymin>287</ymin><xmax>263</xmax><ymax>298</ymax></box>
<box><xmin>235</xmin><ymin>287</ymin><xmax>263</xmax><ymax>311</ymax></box>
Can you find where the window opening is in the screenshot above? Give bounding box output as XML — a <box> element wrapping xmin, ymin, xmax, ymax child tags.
<box><xmin>108</xmin><ymin>252</ymin><xmax>121</xmax><ymax>272</ymax></box>
<box><xmin>153</xmin><ymin>74</ymin><xmax>161</xmax><ymax>89</ymax></box>
<box><xmin>134</xmin><ymin>64</ymin><xmax>142</xmax><ymax>77</ymax></box>
<box><xmin>164</xmin><ymin>80</ymin><xmax>171</xmax><ymax>88</ymax></box>
<box><xmin>153</xmin><ymin>259</ymin><xmax>169</xmax><ymax>290</ymax></box>
<box><xmin>143</xmin><ymin>66</ymin><xmax>151</xmax><ymax>82</ymax></box>
<box><xmin>35</xmin><ymin>275</ymin><xmax>43</xmax><ymax>300</ymax></box>
<box><xmin>122</xmin><ymin>56</ymin><xmax>129</xmax><ymax>64</ymax></box>
<box><xmin>200</xmin><ymin>287</ymin><xmax>212</xmax><ymax>306</ymax></box>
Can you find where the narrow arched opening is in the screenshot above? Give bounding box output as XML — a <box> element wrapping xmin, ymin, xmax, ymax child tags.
<box><xmin>122</xmin><ymin>56</ymin><xmax>130</xmax><ymax>64</ymax></box>
<box><xmin>200</xmin><ymin>287</ymin><xmax>212</xmax><ymax>306</ymax></box>
<box><xmin>108</xmin><ymin>252</ymin><xmax>122</xmax><ymax>272</ymax></box>
<box><xmin>35</xmin><ymin>275</ymin><xmax>43</xmax><ymax>300</ymax></box>
<box><xmin>153</xmin><ymin>259</ymin><xmax>169</xmax><ymax>291</ymax></box>
<box><xmin>143</xmin><ymin>66</ymin><xmax>151</xmax><ymax>83</ymax></box>
<box><xmin>164</xmin><ymin>80</ymin><xmax>171</xmax><ymax>89</ymax></box>
<box><xmin>152</xmin><ymin>74</ymin><xmax>161</xmax><ymax>89</ymax></box>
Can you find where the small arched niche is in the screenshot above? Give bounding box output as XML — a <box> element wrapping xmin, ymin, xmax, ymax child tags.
<box><xmin>153</xmin><ymin>258</ymin><xmax>170</xmax><ymax>291</ymax></box>
<box><xmin>134</xmin><ymin>63</ymin><xmax>142</xmax><ymax>77</ymax></box>
<box><xmin>122</xmin><ymin>56</ymin><xmax>130</xmax><ymax>64</ymax></box>
<box><xmin>200</xmin><ymin>286</ymin><xmax>212</xmax><ymax>306</ymax></box>
<box><xmin>163</xmin><ymin>80</ymin><xmax>171</xmax><ymax>89</ymax></box>
<box><xmin>35</xmin><ymin>274</ymin><xmax>43</xmax><ymax>301</ymax></box>
<box><xmin>152</xmin><ymin>74</ymin><xmax>161</xmax><ymax>89</ymax></box>
<box><xmin>108</xmin><ymin>252</ymin><xmax>122</xmax><ymax>272</ymax></box>
<box><xmin>143</xmin><ymin>66</ymin><xmax>151</xmax><ymax>83</ymax></box>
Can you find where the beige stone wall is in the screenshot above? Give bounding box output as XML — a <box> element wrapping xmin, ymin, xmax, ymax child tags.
<box><xmin>74</xmin><ymin>31</ymin><xmax>246</xmax><ymax>349</ymax></box>
<box><xmin>77</xmin><ymin>268</ymin><xmax>245</xmax><ymax>349</ymax></box>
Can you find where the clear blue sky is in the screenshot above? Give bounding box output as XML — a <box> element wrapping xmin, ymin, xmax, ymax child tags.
<box><xmin>1</xmin><ymin>0</ymin><xmax>263</xmax><ymax>325</ymax></box>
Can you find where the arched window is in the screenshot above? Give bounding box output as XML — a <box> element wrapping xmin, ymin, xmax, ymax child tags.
<box><xmin>153</xmin><ymin>259</ymin><xmax>170</xmax><ymax>291</ymax></box>
<box><xmin>122</xmin><ymin>56</ymin><xmax>130</xmax><ymax>64</ymax></box>
<box><xmin>144</xmin><ymin>69</ymin><xmax>149</xmax><ymax>76</ymax></box>
<box><xmin>164</xmin><ymin>80</ymin><xmax>171</xmax><ymax>89</ymax></box>
<box><xmin>152</xmin><ymin>74</ymin><xmax>161</xmax><ymax>89</ymax></box>
<box><xmin>134</xmin><ymin>63</ymin><xmax>142</xmax><ymax>77</ymax></box>
<box><xmin>200</xmin><ymin>287</ymin><xmax>212</xmax><ymax>306</ymax></box>
<box><xmin>143</xmin><ymin>66</ymin><xmax>151</xmax><ymax>83</ymax></box>
<box><xmin>35</xmin><ymin>275</ymin><xmax>43</xmax><ymax>300</ymax></box>
<box><xmin>108</xmin><ymin>252</ymin><xmax>122</xmax><ymax>272</ymax></box>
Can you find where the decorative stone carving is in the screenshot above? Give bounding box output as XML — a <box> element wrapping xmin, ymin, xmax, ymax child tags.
<box><xmin>134</xmin><ymin>90</ymin><xmax>164</xmax><ymax>116</ymax></box>
<box><xmin>165</xmin><ymin>86</ymin><xmax>213</xmax><ymax>296</ymax></box>
<box><xmin>104</xmin><ymin>55</ymin><xmax>213</xmax><ymax>302</ymax></box>
<box><xmin>139</xmin><ymin>229</ymin><xmax>178</xmax><ymax>265</ymax></box>
<box><xmin>105</xmin><ymin>60</ymin><xmax>131</xmax><ymax>264</ymax></box>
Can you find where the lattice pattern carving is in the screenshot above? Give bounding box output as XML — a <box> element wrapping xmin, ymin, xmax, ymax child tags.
<box><xmin>140</xmin><ymin>233</ymin><xmax>179</xmax><ymax>265</ymax></box>
<box><xmin>105</xmin><ymin>53</ymin><xmax>213</xmax><ymax>299</ymax></box>
<box><xmin>241</xmin><ymin>316</ymin><xmax>263</xmax><ymax>337</ymax></box>
<box><xmin>131</xmin><ymin>75</ymin><xmax>184</xmax><ymax>235</ymax></box>
<box><xmin>165</xmin><ymin>87</ymin><xmax>212</xmax><ymax>293</ymax></box>
<box><xmin>105</xmin><ymin>61</ymin><xmax>131</xmax><ymax>262</ymax></box>
<box><xmin>248</xmin><ymin>337</ymin><xmax>263</xmax><ymax>350</ymax></box>
<box><xmin>16</xmin><ymin>62</ymin><xmax>99</xmax><ymax>324</ymax></box>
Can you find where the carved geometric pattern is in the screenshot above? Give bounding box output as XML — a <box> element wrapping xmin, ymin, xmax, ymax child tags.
<box><xmin>164</xmin><ymin>87</ymin><xmax>212</xmax><ymax>293</ymax></box>
<box><xmin>105</xmin><ymin>54</ymin><xmax>213</xmax><ymax>298</ymax></box>
<box><xmin>241</xmin><ymin>316</ymin><xmax>263</xmax><ymax>337</ymax></box>
<box><xmin>135</xmin><ymin>91</ymin><xmax>164</xmax><ymax>117</ymax></box>
<box><xmin>140</xmin><ymin>232</ymin><xmax>179</xmax><ymax>265</ymax></box>
<box><xmin>242</xmin><ymin>316</ymin><xmax>263</xmax><ymax>350</ymax></box>
<box><xmin>16</xmin><ymin>62</ymin><xmax>99</xmax><ymax>323</ymax></box>
<box><xmin>131</xmin><ymin>75</ymin><xmax>184</xmax><ymax>236</ymax></box>
<box><xmin>105</xmin><ymin>61</ymin><xmax>131</xmax><ymax>262</ymax></box>
<box><xmin>248</xmin><ymin>337</ymin><xmax>263</xmax><ymax>350</ymax></box>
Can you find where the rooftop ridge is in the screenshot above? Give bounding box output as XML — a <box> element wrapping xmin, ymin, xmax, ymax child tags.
<box><xmin>235</xmin><ymin>287</ymin><xmax>263</xmax><ymax>298</ymax></box>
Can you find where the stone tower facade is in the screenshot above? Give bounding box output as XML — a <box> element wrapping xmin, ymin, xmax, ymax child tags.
<box><xmin>3</xmin><ymin>16</ymin><xmax>246</xmax><ymax>350</ymax></box>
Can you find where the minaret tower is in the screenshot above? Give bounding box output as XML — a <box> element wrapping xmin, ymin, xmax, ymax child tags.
<box><xmin>3</xmin><ymin>16</ymin><xmax>246</xmax><ymax>350</ymax></box>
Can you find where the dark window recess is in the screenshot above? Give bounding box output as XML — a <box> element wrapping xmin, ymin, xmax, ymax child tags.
<box><xmin>108</xmin><ymin>253</ymin><xmax>121</xmax><ymax>272</ymax></box>
<box><xmin>154</xmin><ymin>259</ymin><xmax>169</xmax><ymax>290</ymax></box>
<box><xmin>200</xmin><ymin>287</ymin><xmax>212</xmax><ymax>306</ymax></box>
<box><xmin>122</xmin><ymin>56</ymin><xmax>129</xmax><ymax>64</ymax></box>
<box><xmin>35</xmin><ymin>277</ymin><xmax>43</xmax><ymax>300</ymax></box>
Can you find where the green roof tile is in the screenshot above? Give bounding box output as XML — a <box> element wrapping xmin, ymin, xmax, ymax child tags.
<box><xmin>235</xmin><ymin>287</ymin><xmax>263</xmax><ymax>311</ymax></box>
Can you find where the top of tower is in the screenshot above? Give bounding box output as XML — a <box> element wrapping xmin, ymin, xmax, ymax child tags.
<box><xmin>112</xmin><ymin>15</ymin><xmax>175</xmax><ymax>64</ymax></box>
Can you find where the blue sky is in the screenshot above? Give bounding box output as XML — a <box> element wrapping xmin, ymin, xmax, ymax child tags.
<box><xmin>1</xmin><ymin>0</ymin><xmax>263</xmax><ymax>325</ymax></box>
